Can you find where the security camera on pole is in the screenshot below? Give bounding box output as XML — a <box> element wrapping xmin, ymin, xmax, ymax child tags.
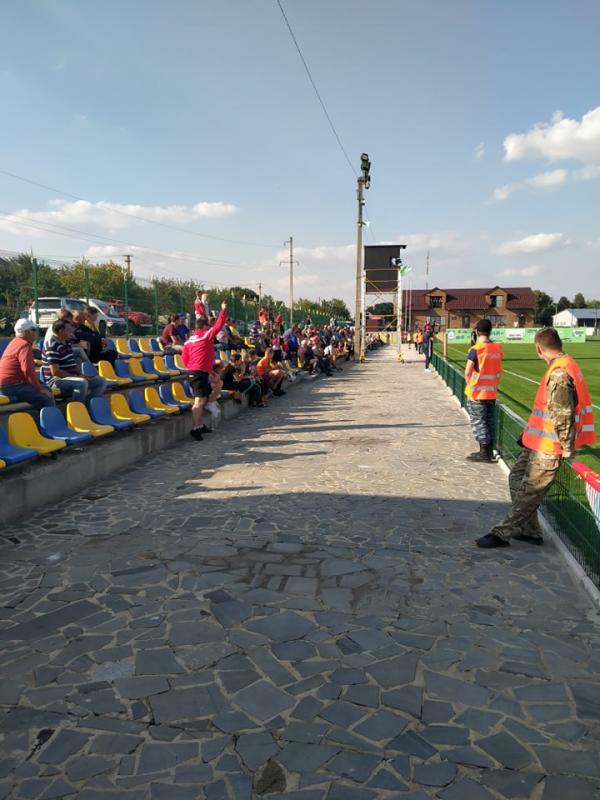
<box><xmin>354</xmin><ymin>153</ymin><xmax>370</xmax><ymax>362</ymax></box>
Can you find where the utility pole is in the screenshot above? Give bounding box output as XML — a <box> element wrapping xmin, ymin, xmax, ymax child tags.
<box><xmin>258</xmin><ymin>282</ymin><xmax>262</xmax><ymax>308</ymax></box>
<box><xmin>288</xmin><ymin>236</ymin><xmax>294</xmax><ymax>328</ymax></box>
<box><xmin>280</xmin><ymin>238</ymin><xmax>298</xmax><ymax>330</ymax></box>
<box><xmin>425</xmin><ymin>249</ymin><xmax>430</xmax><ymax>291</ymax></box>
<box><xmin>354</xmin><ymin>153</ymin><xmax>371</xmax><ymax>362</ymax></box>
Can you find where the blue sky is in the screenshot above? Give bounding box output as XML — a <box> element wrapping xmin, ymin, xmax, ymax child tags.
<box><xmin>1</xmin><ymin>0</ymin><xmax>599</xmax><ymax>305</ymax></box>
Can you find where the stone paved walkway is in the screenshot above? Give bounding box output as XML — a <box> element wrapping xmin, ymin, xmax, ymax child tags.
<box><xmin>1</xmin><ymin>348</ymin><xmax>600</xmax><ymax>800</ymax></box>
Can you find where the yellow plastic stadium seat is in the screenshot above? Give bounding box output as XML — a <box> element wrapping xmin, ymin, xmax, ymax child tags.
<box><xmin>174</xmin><ymin>354</ymin><xmax>187</xmax><ymax>372</ymax></box>
<box><xmin>8</xmin><ymin>412</ymin><xmax>66</xmax><ymax>454</ymax></box>
<box><xmin>0</xmin><ymin>459</ymin><xmax>5</xmax><ymax>469</ymax></box>
<box><xmin>296</xmin><ymin>357</ymin><xmax>302</xmax><ymax>369</ymax></box>
<box><xmin>153</xmin><ymin>355</ymin><xmax>179</xmax><ymax>377</ymax></box>
<box><xmin>172</xmin><ymin>382</ymin><xmax>192</xmax><ymax>405</ymax></box>
<box><xmin>138</xmin><ymin>338</ymin><xmax>155</xmax><ymax>356</ymax></box>
<box><xmin>114</xmin><ymin>338</ymin><xmax>133</xmax><ymax>357</ymax></box>
<box><xmin>98</xmin><ymin>360</ymin><xmax>133</xmax><ymax>386</ymax></box>
<box><xmin>244</xmin><ymin>337</ymin><xmax>253</xmax><ymax>348</ymax></box>
<box><xmin>219</xmin><ymin>350</ymin><xmax>227</xmax><ymax>361</ymax></box>
<box><xmin>0</xmin><ymin>395</ymin><xmax>10</xmax><ymax>405</ymax></box>
<box><xmin>66</xmin><ymin>402</ymin><xmax>114</xmax><ymax>437</ymax></box>
<box><xmin>144</xmin><ymin>387</ymin><xmax>179</xmax><ymax>415</ymax></box>
<box><xmin>128</xmin><ymin>359</ymin><xmax>158</xmax><ymax>382</ymax></box>
<box><xmin>110</xmin><ymin>393</ymin><xmax>150</xmax><ymax>425</ymax></box>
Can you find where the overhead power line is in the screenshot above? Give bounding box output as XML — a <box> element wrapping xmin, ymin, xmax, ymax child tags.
<box><xmin>0</xmin><ymin>167</ymin><xmax>280</xmax><ymax>249</ymax></box>
<box><xmin>0</xmin><ymin>210</ymin><xmax>265</xmax><ymax>274</ymax></box>
<box><xmin>274</xmin><ymin>0</ymin><xmax>357</xmax><ymax>178</ymax></box>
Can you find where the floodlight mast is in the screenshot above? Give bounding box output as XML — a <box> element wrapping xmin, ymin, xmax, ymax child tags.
<box><xmin>354</xmin><ymin>153</ymin><xmax>371</xmax><ymax>362</ymax></box>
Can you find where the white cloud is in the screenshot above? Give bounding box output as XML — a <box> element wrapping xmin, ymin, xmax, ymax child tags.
<box><xmin>504</xmin><ymin>106</ymin><xmax>600</xmax><ymax>164</ymax></box>
<box><xmin>525</xmin><ymin>169</ymin><xmax>569</xmax><ymax>189</ymax></box>
<box><xmin>490</xmin><ymin>168</ymin><xmax>570</xmax><ymax>202</ymax></box>
<box><xmin>0</xmin><ymin>198</ymin><xmax>239</xmax><ymax>236</ymax></box>
<box><xmin>499</xmin><ymin>265</ymin><xmax>541</xmax><ymax>278</ymax></box>
<box><xmin>588</xmin><ymin>238</ymin><xmax>600</xmax><ymax>249</ymax></box>
<box><xmin>474</xmin><ymin>141</ymin><xmax>485</xmax><ymax>160</ymax></box>
<box><xmin>494</xmin><ymin>233</ymin><xmax>568</xmax><ymax>255</ymax></box>
<box><xmin>490</xmin><ymin>183</ymin><xmax>519</xmax><ymax>202</ymax></box>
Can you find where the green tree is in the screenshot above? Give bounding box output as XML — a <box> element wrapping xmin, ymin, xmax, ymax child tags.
<box><xmin>366</xmin><ymin>302</ymin><xmax>394</xmax><ymax>316</ymax></box>
<box><xmin>0</xmin><ymin>253</ymin><xmax>64</xmax><ymax>317</ymax></box>
<box><xmin>573</xmin><ymin>292</ymin><xmax>587</xmax><ymax>308</ymax></box>
<box><xmin>320</xmin><ymin>298</ymin><xmax>352</xmax><ymax>320</ymax></box>
<box><xmin>59</xmin><ymin>260</ymin><xmax>129</xmax><ymax>301</ymax></box>
<box><xmin>556</xmin><ymin>296</ymin><xmax>570</xmax><ymax>312</ymax></box>
<box><xmin>533</xmin><ymin>289</ymin><xmax>555</xmax><ymax>326</ymax></box>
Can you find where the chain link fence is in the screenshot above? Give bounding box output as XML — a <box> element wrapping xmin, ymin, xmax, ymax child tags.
<box><xmin>0</xmin><ymin>252</ymin><xmax>336</xmax><ymax>338</ymax></box>
<box><xmin>431</xmin><ymin>351</ymin><xmax>600</xmax><ymax>587</ymax></box>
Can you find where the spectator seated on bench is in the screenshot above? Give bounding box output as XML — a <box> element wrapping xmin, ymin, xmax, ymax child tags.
<box><xmin>42</xmin><ymin>320</ymin><xmax>107</xmax><ymax>403</ymax></box>
<box><xmin>0</xmin><ymin>319</ymin><xmax>56</xmax><ymax>410</ymax></box>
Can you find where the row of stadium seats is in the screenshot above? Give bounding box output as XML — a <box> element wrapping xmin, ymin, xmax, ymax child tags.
<box><xmin>0</xmin><ymin>383</ymin><xmax>195</xmax><ymax>469</ymax></box>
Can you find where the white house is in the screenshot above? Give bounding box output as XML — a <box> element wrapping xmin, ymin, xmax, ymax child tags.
<box><xmin>552</xmin><ymin>308</ymin><xmax>600</xmax><ymax>333</ymax></box>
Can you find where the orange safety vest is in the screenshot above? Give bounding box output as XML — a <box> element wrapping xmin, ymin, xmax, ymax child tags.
<box><xmin>521</xmin><ymin>354</ymin><xmax>596</xmax><ymax>455</ymax></box>
<box><xmin>464</xmin><ymin>340</ymin><xmax>503</xmax><ymax>401</ymax></box>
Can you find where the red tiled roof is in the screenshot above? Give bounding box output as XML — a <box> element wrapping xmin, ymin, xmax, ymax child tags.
<box><xmin>402</xmin><ymin>287</ymin><xmax>535</xmax><ymax>311</ymax></box>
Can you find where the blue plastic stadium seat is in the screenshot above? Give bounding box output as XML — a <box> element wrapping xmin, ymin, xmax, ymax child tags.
<box><xmin>115</xmin><ymin>359</ymin><xmax>142</xmax><ymax>383</ymax></box>
<box><xmin>0</xmin><ymin>427</ymin><xmax>38</xmax><ymax>465</ymax></box>
<box><xmin>105</xmin><ymin>339</ymin><xmax>117</xmax><ymax>352</ymax></box>
<box><xmin>128</xmin><ymin>338</ymin><xmax>142</xmax><ymax>355</ymax></box>
<box><xmin>141</xmin><ymin>356</ymin><xmax>168</xmax><ymax>380</ymax></box>
<box><xmin>81</xmin><ymin>361</ymin><xmax>99</xmax><ymax>377</ymax></box>
<box><xmin>89</xmin><ymin>397</ymin><xmax>135</xmax><ymax>431</ymax></box>
<box><xmin>129</xmin><ymin>389</ymin><xmax>165</xmax><ymax>419</ymax></box>
<box><xmin>183</xmin><ymin>380</ymin><xmax>194</xmax><ymax>398</ymax></box>
<box><xmin>39</xmin><ymin>407</ymin><xmax>93</xmax><ymax>445</ymax></box>
<box><xmin>149</xmin><ymin>338</ymin><xmax>162</xmax><ymax>353</ymax></box>
<box><xmin>159</xmin><ymin>382</ymin><xmax>191</xmax><ymax>410</ymax></box>
<box><xmin>165</xmin><ymin>354</ymin><xmax>187</xmax><ymax>375</ymax></box>
<box><xmin>0</xmin><ymin>340</ymin><xmax>10</xmax><ymax>359</ymax></box>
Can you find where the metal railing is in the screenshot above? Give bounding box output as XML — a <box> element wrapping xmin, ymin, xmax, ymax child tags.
<box><xmin>431</xmin><ymin>351</ymin><xmax>600</xmax><ymax>587</ymax></box>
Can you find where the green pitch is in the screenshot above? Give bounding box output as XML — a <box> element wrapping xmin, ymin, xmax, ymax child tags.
<box><xmin>438</xmin><ymin>341</ymin><xmax>600</xmax><ymax>473</ymax></box>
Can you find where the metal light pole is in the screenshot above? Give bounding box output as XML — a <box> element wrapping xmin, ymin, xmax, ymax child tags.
<box><xmin>354</xmin><ymin>153</ymin><xmax>370</xmax><ymax>361</ymax></box>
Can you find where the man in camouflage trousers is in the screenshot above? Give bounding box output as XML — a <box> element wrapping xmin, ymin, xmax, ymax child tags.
<box><xmin>477</xmin><ymin>327</ymin><xmax>595</xmax><ymax>548</ymax></box>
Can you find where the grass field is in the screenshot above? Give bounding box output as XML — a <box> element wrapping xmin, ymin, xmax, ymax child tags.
<box><xmin>437</xmin><ymin>341</ymin><xmax>600</xmax><ymax>473</ymax></box>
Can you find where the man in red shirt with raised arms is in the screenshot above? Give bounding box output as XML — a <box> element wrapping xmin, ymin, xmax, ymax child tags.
<box><xmin>182</xmin><ymin>302</ymin><xmax>227</xmax><ymax>441</ymax></box>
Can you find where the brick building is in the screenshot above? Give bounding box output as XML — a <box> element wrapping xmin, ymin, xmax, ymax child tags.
<box><xmin>404</xmin><ymin>286</ymin><xmax>536</xmax><ymax>330</ymax></box>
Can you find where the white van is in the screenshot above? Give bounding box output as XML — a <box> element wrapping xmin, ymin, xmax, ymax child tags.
<box><xmin>29</xmin><ymin>297</ymin><xmax>87</xmax><ymax>329</ymax></box>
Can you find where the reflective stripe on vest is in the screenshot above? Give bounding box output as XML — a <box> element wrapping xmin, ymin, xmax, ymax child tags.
<box><xmin>521</xmin><ymin>354</ymin><xmax>596</xmax><ymax>455</ymax></box>
<box><xmin>464</xmin><ymin>341</ymin><xmax>503</xmax><ymax>401</ymax></box>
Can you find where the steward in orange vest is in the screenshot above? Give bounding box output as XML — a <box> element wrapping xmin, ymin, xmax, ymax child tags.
<box><xmin>477</xmin><ymin>327</ymin><xmax>596</xmax><ymax>549</ymax></box>
<box><xmin>464</xmin><ymin>319</ymin><xmax>503</xmax><ymax>462</ymax></box>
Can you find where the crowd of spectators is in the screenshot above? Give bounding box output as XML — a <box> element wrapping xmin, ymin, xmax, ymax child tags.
<box><xmin>177</xmin><ymin>300</ymin><xmax>354</xmax><ymax>441</ymax></box>
<box><xmin>0</xmin><ymin>306</ymin><xmax>117</xmax><ymax>410</ymax></box>
<box><xmin>0</xmin><ymin>298</ymin><xmax>354</xmax><ymax>446</ymax></box>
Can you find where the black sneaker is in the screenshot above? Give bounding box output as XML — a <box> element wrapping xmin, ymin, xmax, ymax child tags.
<box><xmin>476</xmin><ymin>533</ymin><xmax>510</xmax><ymax>548</ymax></box>
<box><xmin>189</xmin><ymin>429</ymin><xmax>203</xmax><ymax>441</ymax></box>
<box><xmin>200</xmin><ymin>425</ymin><xmax>212</xmax><ymax>433</ymax></box>
<box><xmin>514</xmin><ymin>534</ymin><xmax>544</xmax><ymax>546</ymax></box>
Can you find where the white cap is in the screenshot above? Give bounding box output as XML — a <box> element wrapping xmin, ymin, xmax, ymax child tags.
<box><xmin>14</xmin><ymin>318</ymin><xmax>37</xmax><ymax>334</ymax></box>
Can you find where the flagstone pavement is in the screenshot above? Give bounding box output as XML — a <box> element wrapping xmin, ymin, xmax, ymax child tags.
<box><xmin>1</xmin><ymin>347</ymin><xmax>599</xmax><ymax>799</ymax></box>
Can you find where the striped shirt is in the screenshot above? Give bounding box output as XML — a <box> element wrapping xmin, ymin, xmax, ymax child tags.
<box><xmin>42</xmin><ymin>336</ymin><xmax>79</xmax><ymax>381</ymax></box>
